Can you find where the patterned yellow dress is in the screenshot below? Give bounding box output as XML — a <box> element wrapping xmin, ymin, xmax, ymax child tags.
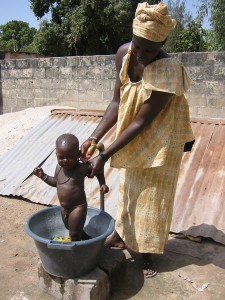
<box><xmin>110</xmin><ymin>46</ymin><xmax>194</xmax><ymax>254</ymax></box>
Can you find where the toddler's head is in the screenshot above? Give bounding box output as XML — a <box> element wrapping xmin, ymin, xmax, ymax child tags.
<box><xmin>56</xmin><ymin>134</ymin><xmax>80</xmax><ymax>169</ymax></box>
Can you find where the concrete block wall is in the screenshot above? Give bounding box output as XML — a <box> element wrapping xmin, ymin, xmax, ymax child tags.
<box><xmin>171</xmin><ymin>52</ymin><xmax>225</xmax><ymax>118</ymax></box>
<box><xmin>0</xmin><ymin>51</ymin><xmax>225</xmax><ymax>118</ymax></box>
<box><xmin>0</xmin><ymin>55</ymin><xmax>115</xmax><ymax>113</ymax></box>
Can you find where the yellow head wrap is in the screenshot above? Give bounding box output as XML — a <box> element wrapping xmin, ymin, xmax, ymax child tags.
<box><xmin>133</xmin><ymin>2</ymin><xmax>176</xmax><ymax>42</ymax></box>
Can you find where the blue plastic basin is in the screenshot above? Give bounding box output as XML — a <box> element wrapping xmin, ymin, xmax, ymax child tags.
<box><xmin>25</xmin><ymin>206</ymin><xmax>114</xmax><ymax>278</ymax></box>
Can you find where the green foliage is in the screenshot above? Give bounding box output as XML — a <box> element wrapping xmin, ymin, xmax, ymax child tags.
<box><xmin>30</xmin><ymin>0</ymin><xmax>57</xmax><ymax>18</ymax></box>
<box><xmin>33</xmin><ymin>20</ymin><xmax>69</xmax><ymax>56</ymax></box>
<box><xmin>30</xmin><ymin>0</ymin><xmax>160</xmax><ymax>56</ymax></box>
<box><xmin>173</xmin><ymin>20</ymin><xmax>207</xmax><ymax>52</ymax></box>
<box><xmin>203</xmin><ymin>29</ymin><xmax>217</xmax><ymax>51</ymax></box>
<box><xmin>196</xmin><ymin>0</ymin><xmax>225</xmax><ymax>51</ymax></box>
<box><xmin>31</xmin><ymin>0</ymin><xmax>132</xmax><ymax>55</ymax></box>
<box><xmin>167</xmin><ymin>0</ymin><xmax>192</xmax><ymax>27</ymax></box>
<box><xmin>163</xmin><ymin>0</ymin><xmax>193</xmax><ymax>52</ymax></box>
<box><xmin>0</xmin><ymin>20</ymin><xmax>37</xmax><ymax>52</ymax></box>
<box><xmin>195</xmin><ymin>0</ymin><xmax>210</xmax><ymax>24</ymax></box>
<box><xmin>210</xmin><ymin>0</ymin><xmax>225</xmax><ymax>50</ymax></box>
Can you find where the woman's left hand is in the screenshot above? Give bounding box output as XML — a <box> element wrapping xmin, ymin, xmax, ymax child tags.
<box><xmin>89</xmin><ymin>155</ymin><xmax>105</xmax><ymax>177</ymax></box>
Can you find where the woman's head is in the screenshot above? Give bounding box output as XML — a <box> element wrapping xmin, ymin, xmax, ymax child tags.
<box><xmin>131</xmin><ymin>2</ymin><xmax>176</xmax><ymax>65</ymax></box>
<box><xmin>133</xmin><ymin>2</ymin><xmax>176</xmax><ymax>43</ymax></box>
<box><xmin>131</xmin><ymin>35</ymin><xmax>164</xmax><ymax>66</ymax></box>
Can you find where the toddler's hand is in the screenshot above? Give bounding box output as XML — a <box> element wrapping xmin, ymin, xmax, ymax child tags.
<box><xmin>33</xmin><ymin>167</ymin><xmax>44</xmax><ymax>179</ymax></box>
<box><xmin>100</xmin><ymin>184</ymin><xmax>109</xmax><ymax>194</ymax></box>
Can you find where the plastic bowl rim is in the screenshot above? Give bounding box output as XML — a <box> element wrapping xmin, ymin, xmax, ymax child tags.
<box><xmin>24</xmin><ymin>205</ymin><xmax>115</xmax><ymax>246</ymax></box>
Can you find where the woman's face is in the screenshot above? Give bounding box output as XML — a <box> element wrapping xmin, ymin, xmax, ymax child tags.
<box><xmin>131</xmin><ymin>35</ymin><xmax>163</xmax><ymax>66</ymax></box>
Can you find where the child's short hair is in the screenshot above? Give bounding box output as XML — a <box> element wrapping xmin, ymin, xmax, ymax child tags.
<box><xmin>56</xmin><ymin>134</ymin><xmax>79</xmax><ymax>149</ymax></box>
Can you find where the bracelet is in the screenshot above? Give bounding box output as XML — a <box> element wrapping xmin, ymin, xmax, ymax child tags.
<box><xmin>42</xmin><ymin>174</ymin><xmax>48</xmax><ymax>182</ymax></box>
<box><xmin>89</xmin><ymin>136</ymin><xmax>98</xmax><ymax>141</ymax></box>
<box><xmin>99</xmin><ymin>153</ymin><xmax>108</xmax><ymax>163</ymax></box>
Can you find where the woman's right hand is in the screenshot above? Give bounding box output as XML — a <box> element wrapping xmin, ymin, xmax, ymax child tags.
<box><xmin>80</xmin><ymin>139</ymin><xmax>93</xmax><ymax>162</ymax></box>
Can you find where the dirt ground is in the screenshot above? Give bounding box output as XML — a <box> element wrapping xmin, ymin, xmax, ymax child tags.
<box><xmin>1</xmin><ymin>194</ymin><xmax>225</xmax><ymax>300</ymax></box>
<box><xmin>0</xmin><ymin>195</ymin><xmax>56</xmax><ymax>300</ymax></box>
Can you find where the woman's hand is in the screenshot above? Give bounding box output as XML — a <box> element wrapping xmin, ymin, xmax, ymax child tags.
<box><xmin>80</xmin><ymin>139</ymin><xmax>92</xmax><ymax>162</ymax></box>
<box><xmin>89</xmin><ymin>155</ymin><xmax>105</xmax><ymax>178</ymax></box>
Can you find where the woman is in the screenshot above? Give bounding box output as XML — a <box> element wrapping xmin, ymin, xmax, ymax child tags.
<box><xmin>81</xmin><ymin>2</ymin><xmax>194</xmax><ymax>278</ymax></box>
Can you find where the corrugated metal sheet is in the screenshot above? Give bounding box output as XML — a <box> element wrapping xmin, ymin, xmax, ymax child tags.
<box><xmin>0</xmin><ymin>109</ymin><xmax>224</xmax><ymax>244</ymax></box>
<box><xmin>0</xmin><ymin>109</ymin><xmax>119</xmax><ymax>217</ymax></box>
<box><xmin>171</xmin><ymin>118</ymin><xmax>225</xmax><ymax>244</ymax></box>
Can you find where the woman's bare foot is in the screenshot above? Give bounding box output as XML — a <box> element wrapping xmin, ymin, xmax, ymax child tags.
<box><xmin>104</xmin><ymin>230</ymin><xmax>125</xmax><ymax>249</ymax></box>
<box><xmin>142</xmin><ymin>253</ymin><xmax>157</xmax><ymax>278</ymax></box>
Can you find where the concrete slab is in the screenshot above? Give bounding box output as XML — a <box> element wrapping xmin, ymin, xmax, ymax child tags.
<box><xmin>38</xmin><ymin>246</ymin><xmax>126</xmax><ymax>300</ymax></box>
<box><xmin>38</xmin><ymin>263</ymin><xmax>110</xmax><ymax>300</ymax></box>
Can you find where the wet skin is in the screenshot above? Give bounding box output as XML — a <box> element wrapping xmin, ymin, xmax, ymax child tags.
<box><xmin>34</xmin><ymin>135</ymin><xmax>108</xmax><ymax>241</ymax></box>
<box><xmin>56</xmin><ymin>145</ymin><xmax>88</xmax><ymax>208</ymax></box>
<box><xmin>55</xmin><ymin>144</ymin><xmax>89</xmax><ymax>241</ymax></box>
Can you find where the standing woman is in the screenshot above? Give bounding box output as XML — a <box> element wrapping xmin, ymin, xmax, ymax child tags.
<box><xmin>81</xmin><ymin>2</ymin><xmax>194</xmax><ymax>278</ymax></box>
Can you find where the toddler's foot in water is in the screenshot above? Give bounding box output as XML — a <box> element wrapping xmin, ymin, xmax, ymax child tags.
<box><xmin>82</xmin><ymin>230</ymin><xmax>91</xmax><ymax>240</ymax></box>
<box><xmin>104</xmin><ymin>230</ymin><xmax>125</xmax><ymax>249</ymax></box>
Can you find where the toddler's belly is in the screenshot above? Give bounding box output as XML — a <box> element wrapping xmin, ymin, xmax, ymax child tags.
<box><xmin>57</xmin><ymin>185</ymin><xmax>86</xmax><ymax>209</ymax></box>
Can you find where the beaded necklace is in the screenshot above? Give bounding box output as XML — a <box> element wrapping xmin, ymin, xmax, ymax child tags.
<box><xmin>56</xmin><ymin>162</ymin><xmax>79</xmax><ymax>185</ymax></box>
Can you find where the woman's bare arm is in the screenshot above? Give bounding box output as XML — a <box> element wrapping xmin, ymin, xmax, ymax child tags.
<box><xmin>90</xmin><ymin>43</ymin><xmax>129</xmax><ymax>141</ymax></box>
<box><xmin>89</xmin><ymin>90</ymin><xmax>173</xmax><ymax>176</ymax></box>
<box><xmin>102</xmin><ymin>90</ymin><xmax>173</xmax><ymax>159</ymax></box>
<box><xmin>80</xmin><ymin>44</ymin><xmax>129</xmax><ymax>160</ymax></box>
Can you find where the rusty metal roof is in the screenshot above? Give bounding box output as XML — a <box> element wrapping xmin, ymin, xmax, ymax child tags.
<box><xmin>0</xmin><ymin>109</ymin><xmax>224</xmax><ymax>244</ymax></box>
<box><xmin>171</xmin><ymin>117</ymin><xmax>225</xmax><ymax>244</ymax></box>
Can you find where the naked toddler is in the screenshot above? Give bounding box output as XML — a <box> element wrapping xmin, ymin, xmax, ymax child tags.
<box><xmin>33</xmin><ymin>133</ymin><xmax>109</xmax><ymax>241</ymax></box>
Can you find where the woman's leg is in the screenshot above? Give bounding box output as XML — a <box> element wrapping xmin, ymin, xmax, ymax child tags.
<box><xmin>141</xmin><ymin>253</ymin><xmax>157</xmax><ymax>278</ymax></box>
<box><xmin>104</xmin><ymin>229</ymin><xmax>125</xmax><ymax>249</ymax></box>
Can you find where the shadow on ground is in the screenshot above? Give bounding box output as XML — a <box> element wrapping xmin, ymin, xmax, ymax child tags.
<box><xmin>110</xmin><ymin>236</ymin><xmax>225</xmax><ymax>300</ymax></box>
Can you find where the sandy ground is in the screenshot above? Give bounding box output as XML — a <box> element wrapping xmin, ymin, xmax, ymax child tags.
<box><xmin>1</xmin><ymin>107</ymin><xmax>225</xmax><ymax>299</ymax></box>
<box><xmin>0</xmin><ymin>106</ymin><xmax>58</xmax><ymax>158</ymax></box>
<box><xmin>1</xmin><ymin>194</ymin><xmax>225</xmax><ymax>300</ymax></box>
<box><xmin>0</xmin><ymin>195</ymin><xmax>55</xmax><ymax>300</ymax></box>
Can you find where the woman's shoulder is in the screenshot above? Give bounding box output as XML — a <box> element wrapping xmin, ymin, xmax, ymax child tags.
<box><xmin>117</xmin><ymin>42</ymin><xmax>130</xmax><ymax>55</ymax></box>
<box><xmin>116</xmin><ymin>43</ymin><xmax>130</xmax><ymax>61</ymax></box>
<box><xmin>143</xmin><ymin>53</ymin><xmax>193</xmax><ymax>95</ymax></box>
<box><xmin>151</xmin><ymin>54</ymin><xmax>183</xmax><ymax>71</ymax></box>
<box><xmin>114</xmin><ymin>42</ymin><xmax>131</xmax><ymax>71</ymax></box>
